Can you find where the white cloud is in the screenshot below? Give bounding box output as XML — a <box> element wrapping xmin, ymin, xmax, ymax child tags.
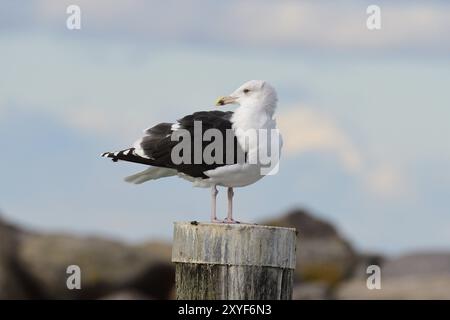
<box><xmin>30</xmin><ymin>0</ymin><xmax>450</xmax><ymax>52</ymax></box>
<box><xmin>365</xmin><ymin>163</ymin><xmax>409</xmax><ymax>198</ymax></box>
<box><xmin>278</xmin><ymin>106</ymin><xmax>363</xmax><ymax>173</ymax></box>
<box><xmin>64</xmin><ymin>106</ymin><xmax>125</xmax><ymax>137</ymax></box>
<box><xmin>278</xmin><ymin>106</ymin><xmax>410</xmax><ymax>198</ymax></box>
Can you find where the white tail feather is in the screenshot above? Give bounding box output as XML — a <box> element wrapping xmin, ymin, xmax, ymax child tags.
<box><xmin>124</xmin><ymin>167</ymin><xmax>176</xmax><ymax>184</ymax></box>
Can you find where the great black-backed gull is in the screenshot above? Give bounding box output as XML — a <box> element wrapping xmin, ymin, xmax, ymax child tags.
<box><xmin>101</xmin><ymin>80</ymin><xmax>282</xmax><ymax>223</ymax></box>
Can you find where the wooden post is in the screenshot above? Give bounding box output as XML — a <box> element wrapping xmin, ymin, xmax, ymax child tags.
<box><xmin>172</xmin><ymin>222</ymin><xmax>296</xmax><ymax>300</ymax></box>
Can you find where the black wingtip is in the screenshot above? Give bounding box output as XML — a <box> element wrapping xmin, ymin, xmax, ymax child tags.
<box><xmin>101</xmin><ymin>152</ymin><xmax>115</xmax><ymax>159</ymax></box>
<box><xmin>101</xmin><ymin>152</ymin><xmax>116</xmax><ymax>160</ymax></box>
<box><xmin>101</xmin><ymin>151</ymin><xmax>122</xmax><ymax>163</ymax></box>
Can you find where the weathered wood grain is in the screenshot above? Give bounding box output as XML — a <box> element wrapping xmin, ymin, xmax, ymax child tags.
<box><xmin>172</xmin><ymin>222</ymin><xmax>297</xmax><ymax>300</ymax></box>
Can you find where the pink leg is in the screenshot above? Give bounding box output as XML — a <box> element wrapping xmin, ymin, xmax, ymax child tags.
<box><xmin>210</xmin><ymin>185</ymin><xmax>221</xmax><ymax>223</ymax></box>
<box><xmin>223</xmin><ymin>187</ymin><xmax>239</xmax><ymax>224</ymax></box>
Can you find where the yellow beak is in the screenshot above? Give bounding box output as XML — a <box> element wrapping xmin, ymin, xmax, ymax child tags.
<box><xmin>215</xmin><ymin>96</ymin><xmax>237</xmax><ymax>106</ymax></box>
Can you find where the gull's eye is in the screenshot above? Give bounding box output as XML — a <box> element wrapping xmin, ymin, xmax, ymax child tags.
<box><xmin>243</xmin><ymin>88</ymin><xmax>250</xmax><ymax>94</ymax></box>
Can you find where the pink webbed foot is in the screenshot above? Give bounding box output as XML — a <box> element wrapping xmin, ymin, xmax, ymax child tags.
<box><xmin>222</xmin><ymin>218</ymin><xmax>240</xmax><ymax>224</ymax></box>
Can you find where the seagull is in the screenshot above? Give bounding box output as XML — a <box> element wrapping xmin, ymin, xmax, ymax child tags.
<box><xmin>101</xmin><ymin>80</ymin><xmax>282</xmax><ymax>223</ymax></box>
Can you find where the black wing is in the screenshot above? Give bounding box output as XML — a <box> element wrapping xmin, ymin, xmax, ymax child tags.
<box><xmin>102</xmin><ymin>110</ymin><xmax>245</xmax><ymax>179</ymax></box>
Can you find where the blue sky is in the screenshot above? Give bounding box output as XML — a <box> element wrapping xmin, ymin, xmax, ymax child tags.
<box><xmin>1</xmin><ymin>1</ymin><xmax>449</xmax><ymax>254</ymax></box>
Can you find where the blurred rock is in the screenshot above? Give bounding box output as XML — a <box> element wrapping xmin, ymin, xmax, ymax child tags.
<box><xmin>337</xmin><ymin>252</ymin><xmax>450</xmax><ymax>299</ymax></box>
<box><xmin>337</xmin><ymin>275</ymin><xmax>450</xmax><ymax>299</ymax></box>
<box><xmin>349</xmin><ymin>253</ymin><xmax>385</xmax><ymax>279</ymax></box>
<box><xmin>0</xmin><ymin>216</ymin><xmax>43</xmax><ymax>299</ymax></box>
<box><xmin>120</xmin><ymin>261</ymin><xmax>175</xmax><ymax>299</ymax></box>
<box><xmin>100</xmin><ymin>289</ymin><xmax>153</xmax><ymax>300</ymax></box>
<box><xmin>382</xmin><ymin>252</ymin><xmax>450</xmax><ymax>278</ymax></box>
<box><xmin>2</xmin><ymin>208</ymin><xmax>450</xmax><ymax>300</ymax></box>
<box><xmin>0</xmin><ymin>216</ymin><xmax>24</xmax><ymax>299</ymax></box>
<box><xmin>292</xmin><ymin>282</ymin><xmax>331</xmax><ymax>300</ymax></box>
<box><xmin>17</xmin><ymin>232</ymin><xmax>174</xmax><ymax>299</ymax></box>
<box><xmin>264</xmin><ymin>209</ymin><xmax>358</xmax><ymax>286</ymax></box>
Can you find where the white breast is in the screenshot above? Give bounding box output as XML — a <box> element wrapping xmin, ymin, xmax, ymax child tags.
<box><xmin>194</xmin><ymin>106</ymin><xmax>282</xmax><ymax>188</ymax></box>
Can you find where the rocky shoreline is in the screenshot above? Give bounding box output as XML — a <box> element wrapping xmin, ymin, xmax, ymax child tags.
<box><xmin>1</xmin><ymin>209</ymin><xmax>449</xmax><ymax>299</ymax></box>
